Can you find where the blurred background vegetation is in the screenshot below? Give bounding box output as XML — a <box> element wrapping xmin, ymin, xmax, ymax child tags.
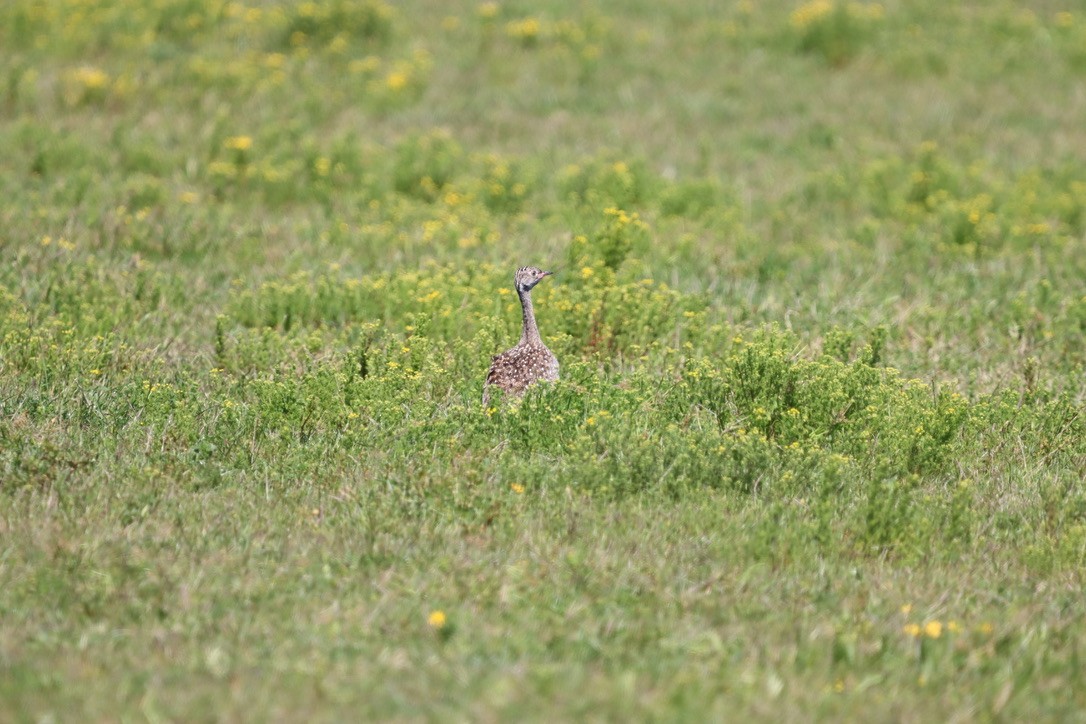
<box><xmin>2</xmin><ymin>0</ymin><xmax>1086</xmax><ymax>719</ymax></box>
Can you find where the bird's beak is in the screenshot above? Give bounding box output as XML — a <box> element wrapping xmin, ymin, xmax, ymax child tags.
<box><xmin>543</xmin><ymin>270</ymin><xmax>555</xmax><ymax>276</ymax></box>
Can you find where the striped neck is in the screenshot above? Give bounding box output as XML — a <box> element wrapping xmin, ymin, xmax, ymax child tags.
<box><xmin>518</xmin><ymin>287</ymin><xmax>542</xmax><ymax>346</ymax></box>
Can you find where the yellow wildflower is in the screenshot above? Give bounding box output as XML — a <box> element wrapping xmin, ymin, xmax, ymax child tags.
<box><xmin>791</xmin><ymin>0</ymin><xmax>833</xmax><ymax>30</ymax></box>
<box><xmin>225</xmin><ymin>135</ymin><xmax>253</xmax><ymax>151</ymax></box>
<box><xmin>73</xmin><ymin>66</ymin><xmax>110</xmax><ymax>89</ymax></box>
<box><xmin>506</xmin><ymin>17</ymin><xmax>541</xmax><ymax>41</ymax></box>
<box><xmin>427</xmin><ymin>610</ymin><xmax>447</xmax><ymax>628</ymax></box>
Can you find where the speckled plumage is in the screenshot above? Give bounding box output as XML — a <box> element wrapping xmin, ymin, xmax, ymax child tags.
<box><xmin>483</xmin><ymin>266</ymin><xmax>559</xmax><ymax>405</ymax></box>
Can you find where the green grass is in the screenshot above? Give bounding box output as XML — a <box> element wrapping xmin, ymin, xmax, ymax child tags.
<box><xmin>3</xmin><ymin>0</ymin><xmax>1086</xmax><ymax>719</ymax></box>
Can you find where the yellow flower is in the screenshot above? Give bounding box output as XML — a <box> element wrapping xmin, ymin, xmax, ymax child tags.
<box><xmin>427</xmin><ymin>610</ymin><xmax>447</xmax><ymax>628</ymax></box>
<box><xmin>791</xmin><ymin>0</ymin><xmax>834</xmax><ymax>30</ymax></box>
<box><xmin>510</xmin><ymin>483</ymin><xmax>525</xmax><ymax>494</ymax></box>
<box><xmin>902</xmin><ymin>623</ymin><xmax>921</xmax><ymax>637</ymax></box>
<box><xmin>580</xmin><ymin>266</ymin><xmax>595</xmax><ymax>279</ymax></box>
<box><xmin>386</xmin><ymin>71</ymin><xmax>408</xmax><ymax>91</ymax></box>
<box><xmin>477</xmin><ymin>2</ymin><xmax>499</xmax><ymax>19</ymax></box>
<box><xmin>506</xmin><ymin>17</ymin><xmax>541</xmax><ymax>41</ymax></box>
<box><xmin>73</xmin><ymin>66</ymin><xmax>110</xmax><ymax>89</ymax></box>
<box><xmin>225</xmin><ymin>135</ymin><xmax>253</xmax><ymax>151</ymax></box>
<box><xmin>328</xmin><ymin>35</ymin><xmax>349</xmax><ymax>54</ymax></box>
<box><xmin>923</xmin><ymin>620</ymin><xmax>943</xmax><ymax>638</ymax></box>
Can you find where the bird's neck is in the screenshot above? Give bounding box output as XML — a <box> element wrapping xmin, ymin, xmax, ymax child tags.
<box><xmin>518</xmin><ymin>287</ymin><xmax>543</xmax><ymax>346</ymax></box>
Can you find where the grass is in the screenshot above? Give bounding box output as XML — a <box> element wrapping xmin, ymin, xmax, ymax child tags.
<box><xmin>3</xmin><ymin>0</ymin><xmax>1086</xmax><ymax>719</ymax></box>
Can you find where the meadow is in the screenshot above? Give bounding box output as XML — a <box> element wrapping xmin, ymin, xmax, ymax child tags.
<box><xmin>2</xmin><ymin>0</ymin><xmax>1086</xmax><ymax>719</ymax></box>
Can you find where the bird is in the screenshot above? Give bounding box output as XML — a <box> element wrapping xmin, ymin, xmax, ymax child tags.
<box><xmin>483</xmin><ymin>265</ymin><xmax>559</xmax><ymax>405</ymax></box>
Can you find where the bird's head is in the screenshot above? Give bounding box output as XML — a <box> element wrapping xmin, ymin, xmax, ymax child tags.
<box><xmin>514</xmin><ymin>265</ymin><xmax>553</xmax><ymax>293</ymax></box>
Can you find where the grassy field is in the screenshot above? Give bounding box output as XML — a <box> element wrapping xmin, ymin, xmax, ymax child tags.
<box><xmin>3</xmin><ymin>0</ymin><xmax>1086</xmax><ymax>719</ymax></box>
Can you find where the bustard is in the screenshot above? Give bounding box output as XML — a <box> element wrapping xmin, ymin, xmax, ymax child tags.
<box><xmin>483</xmin><ymin>265</ymin><xmax>559</xmax><ymax>405</ymax></box>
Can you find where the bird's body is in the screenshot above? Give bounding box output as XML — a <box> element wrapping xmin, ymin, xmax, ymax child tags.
<box><xmin>485</xmin><ymin>342</ymin><xmax>559</xmax><ymax>396</ymax></box>
<box><xmin>483</xmin><ymin>266</ymin><xmax>558</xmax><ymax>405</ymax></box>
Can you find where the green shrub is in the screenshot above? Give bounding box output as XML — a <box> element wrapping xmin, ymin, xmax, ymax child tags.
<box><xmin>392</xmin><ymin>130</ymin><xmax>463</xmax><ymax>200</ymax></box>
<box><xmin>789</xmin><ymin>1</ymin><xmax>884</xmax><ymax>66</ymax></box>
<box><xmin>276</xmin><ymin>0</ymin><xmax>394</xmax><ymax>50</ymax></box>
<box><xmin>659</xmin><ymin>178</ymin><xmax>720</xmax><ymax>218</ymax></box>
<box><xmin>559</xmin><ymin>157</ymin><xmax>658</xmax><ymax>209</ymax></box>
